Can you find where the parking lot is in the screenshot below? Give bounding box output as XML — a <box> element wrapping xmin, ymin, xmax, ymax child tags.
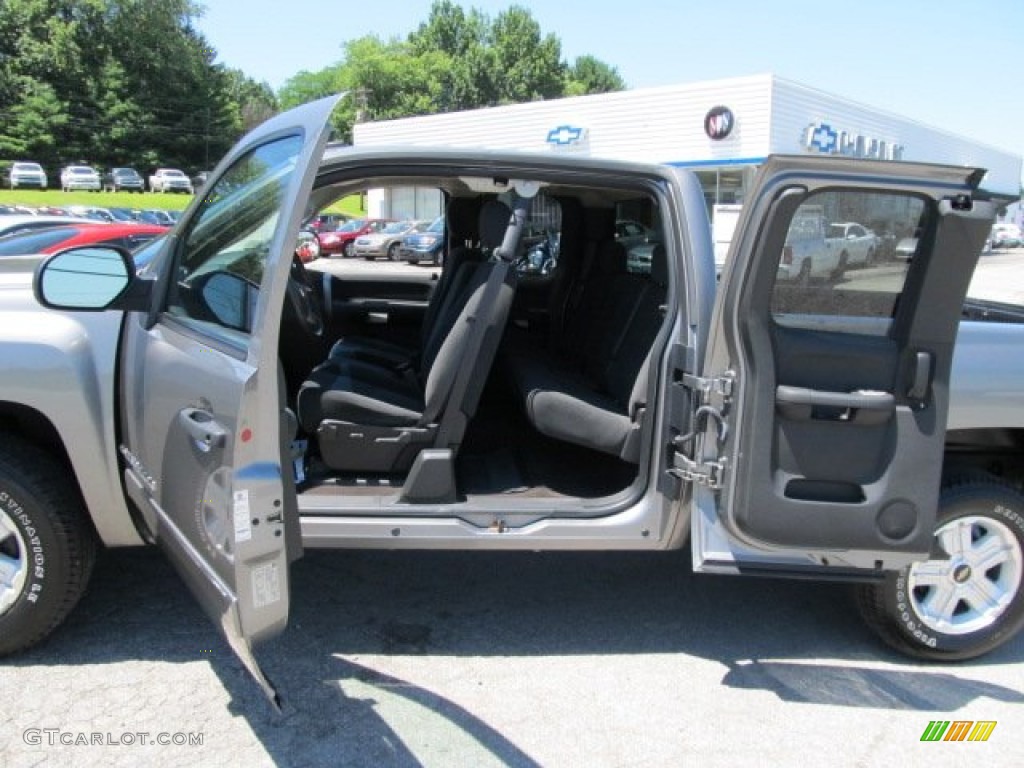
<box><xmin>2</xmin><ymin>250</ymin><xmax>1023</xmax><ymax>768</ymax></box>
<box><xmin>2</xmin><ymin>546</ymin><xmax>1023</xmax><ymax>768</ymax></box>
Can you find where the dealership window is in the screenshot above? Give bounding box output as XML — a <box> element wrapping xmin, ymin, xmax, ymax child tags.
<box><xmin>695</xmin><ymin>167</ymin><xmax>751</xmax><ymax>217</ymax></box>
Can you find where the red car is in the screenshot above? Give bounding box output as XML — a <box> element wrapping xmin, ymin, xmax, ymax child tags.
<box><xmin>0</xmin><ymin>222</ymin><xmax>168</xmax><ymax>258</ymax></box>
<box><xmin>316</xmin><ymin>218</ymin><xmax>392</xmax><ymax>257</ymax></box>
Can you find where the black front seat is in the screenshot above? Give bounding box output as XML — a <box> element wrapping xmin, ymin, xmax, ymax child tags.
<box><xmin>297</xmin><ymin>199</ymin><xmax>521</xmax><ymax>474</ymax></box>
<box><xmin>325</xmin><ymin>196</ymin><xmax>484</xmax><ymax>369</ymax></box>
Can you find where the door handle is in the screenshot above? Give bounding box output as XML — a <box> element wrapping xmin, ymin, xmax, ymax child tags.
<box><xmin>776</xmin><ymin>385</ymin><xmax>894</xmax><ymax>425</ymax></box>
<box><xmin>179</xmin><ymin>408</ymin><xmax>228</xmax><ymax>451</ymax></box>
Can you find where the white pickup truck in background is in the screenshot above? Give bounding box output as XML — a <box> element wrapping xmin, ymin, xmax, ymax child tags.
<box><xmin>148</xmin><ymin>167</ymin><xmax>193</xmax><ymax>194</ymax></box>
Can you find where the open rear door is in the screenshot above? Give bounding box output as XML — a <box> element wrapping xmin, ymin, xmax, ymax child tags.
<box><xmin>688</xmin><ymin>156</ymin><xmax>995</xmax><ymax>576</ymax></box>
<box><xmin>118</xmin><ymin>96</ymin><xmax>340</xmax><ymax>707</ymax></box>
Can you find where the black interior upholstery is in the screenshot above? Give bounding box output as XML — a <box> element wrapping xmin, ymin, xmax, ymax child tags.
<box><xmin>506</xmin><ymin>218</ymin><xmax>667</xmax><ymax>462</ymax></box>
<box><xmin>296</xmin><ymin>199</ymin><xmax>517</xmax><ymax>473</ymax></box>
<box><xmin>325</xmin><ymin>196</ymin><xmax>485</xmax><ymax>369</ymax></box>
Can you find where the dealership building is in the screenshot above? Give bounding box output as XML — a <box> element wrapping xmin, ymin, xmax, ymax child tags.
<box><xmin>354</xmin><ymin>73</ymin><xmax>1022</xmax><ymax>229</ymax></box>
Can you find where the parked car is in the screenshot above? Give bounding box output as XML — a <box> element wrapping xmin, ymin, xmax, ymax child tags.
<box><xmin>5</xmin><ymin>161</ymin><xmax>47</xmax><ymax>190</ymax></box>
<box><xmin>354</xmin><ymin>219</ymin><xmax>428</xmax><ymax>260</ymax></box>
<box><xmin>0</xmin><ymin>222</ymin><xmax>167</xmax><ymax>258</ymax></box>
<box><xmin>615</xmin><ymin>219</ymin><xmax>655</xmax><ymax>249</ymax></box>
<box><xmin>304</xmin><ymin>212</ymin><xmax>349</xmax><ymax>234</ymax></box>
<box><xmin>137</xmin><ymin>209</ymin><xmax>177</xmax><ymax>226</ymax></box>
<box><xmin>103</xmin><ymin>167</ymin><xmax>145</xmax><ymax>193</ymax></box>
<box><xmin>294</xmin><ymin>229</ymin><xmax>321</xmax><ymax>263</ymax></box>
<box><xmin>59</xmin><ymin>165</ymin><xmax>101</xmax><ymax>192</ymax></box>
<box><xmin>0</xmin><ymin>214</ymin><xmax>85</xmax><ymax>238</ymax></box>
<box><xmin>66</xmin><ymin>205</ymin><xmax>116</xmax><ymax>223</ymax></box>
<box><xmin>826</xmin><ymin>221</ymin><xmax>879</xmax><ymax>269</ymax></box>
<box><xmin>317</xmin><ymin>217</ymin><xmax>392</xmax><ymax>257</ymax></box>
<box><xmin>148</xmin><ymin>168</ymin><xmax>193</xmax><ymax>194</ymax></box>
<box><xmin>191</xmin><ymin>171</ymin><xmax>212</xmax><ymax>191</ymax></box>
<box><xmin>106</xmin><ymin>207</ymin><xmax>142</xmax><ymax>223</ymax></box>
<box><xmin>991</xmin><ymin>224</ymin><xmax>1022</xmax><ymax>249</ymax></box>
<box><xmin>398</xmin><ymin>215</ymin><xmax>445</xmax><ymax>264</ymax></box>
<box><xmin>775</xmin><ymin>205</ymin><xmax>840</xmax><ymax>283</ymax></box>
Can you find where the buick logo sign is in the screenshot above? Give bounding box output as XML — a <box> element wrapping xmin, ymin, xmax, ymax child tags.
<box><xmin>704</xmin><ymin>106</ymin><xmax>735</xmax><ymax>140</ymax></box>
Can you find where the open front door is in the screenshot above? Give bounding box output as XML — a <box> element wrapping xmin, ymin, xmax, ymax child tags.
<box><xmin>118</xmin><ymin>96</ymin><xmax>340</xmax><ymax>706</ymax></box>
<box><xmin>689</xmin><ymin>156</ymin><xmax>995</xmax><ymax>576</ymax></box>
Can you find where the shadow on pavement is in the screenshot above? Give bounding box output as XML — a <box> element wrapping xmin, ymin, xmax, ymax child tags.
<box><xmin>8</xmin><ymin>545</ymin><xmax>1024</xmax><ymax>766</ymax></box>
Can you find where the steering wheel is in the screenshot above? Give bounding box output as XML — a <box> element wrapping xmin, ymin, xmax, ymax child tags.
<box><xmin>286</xmin><ymin>254</ymin><xmax>325</xmax><ymax>339</ymax></box>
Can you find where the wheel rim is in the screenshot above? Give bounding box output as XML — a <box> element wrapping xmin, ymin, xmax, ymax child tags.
<box><xmin>0</xmin><ymin>506</ymin><xmax>28</xmax><ymax>616</ymax></box>
<box><xmin>908</xmin><ymin>514</ymin><xmax>1023</xmax><ymax>635</ymax></box>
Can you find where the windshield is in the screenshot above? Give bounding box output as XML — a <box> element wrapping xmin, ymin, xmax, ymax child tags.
<box><xmin>14</xmin><ymin>163</ymin><xmax>43</xmax><ymax>172</ymax></box>
<box><xmin>337</xmin><ymin>219</ymin><xmax>366</xmax><ymax>233</ymax></box>
<box><xmin>426</xmin><ymin>216</ymin><xmax>444</xmax><ymax>233</ymax></box>
<box><xmin>382</xmin><ymin>221</ymin><xmax>411</xmax><ymax>234</ymax></box>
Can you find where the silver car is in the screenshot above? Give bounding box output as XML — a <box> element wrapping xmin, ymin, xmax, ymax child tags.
<box><xmin>353</xmin><ymin>219</ymin><xmax>427</xmax><ymax>260</ymax></box>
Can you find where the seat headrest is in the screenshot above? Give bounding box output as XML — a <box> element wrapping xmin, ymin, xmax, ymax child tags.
<box><xmin>446</xmin><ymin>197</ymin><xmax>481</xmax><ymax>243</ymax></box>
<box><xmin>596</xmin><ymin>240</ymin><xmax>627</xmax><ymax>276</ymax></box>
<box><xmin>479</xmin><ymin>199</ymin><xmax>512</xmax><ymax>250</ymax></box>
<box><xmin>583</xmin><ymin>208</ymin><xmax>616</xmax><ymax>241</ymax></box>
<box><xmin>650</xmin><ymin>244</ymin><xmax>668</xmax><ymax>286</ymax></box>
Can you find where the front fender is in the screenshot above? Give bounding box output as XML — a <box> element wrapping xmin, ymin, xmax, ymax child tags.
<box><xmin>0</xmin><ymin>298</ymin><xmax>142</xmax><ymax>547</ymax></box>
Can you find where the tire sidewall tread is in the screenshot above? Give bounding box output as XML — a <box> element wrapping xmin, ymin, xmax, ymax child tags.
<box><xmin>0</xmin><ymin>436</ymin><xmax>96</xmax><ymax>657</ymax></box>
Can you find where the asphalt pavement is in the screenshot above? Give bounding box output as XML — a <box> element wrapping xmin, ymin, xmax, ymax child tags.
<box><xmin>1</xmin><ymin>546</ymin><xmax>1023</xmax><ymax>767</ymax></box>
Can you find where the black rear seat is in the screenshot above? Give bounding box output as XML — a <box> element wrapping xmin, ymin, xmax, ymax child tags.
<box><xmin>508</xmin><ymin>241</ymin><xmax>666</xmax><ymax>462</ymax></box>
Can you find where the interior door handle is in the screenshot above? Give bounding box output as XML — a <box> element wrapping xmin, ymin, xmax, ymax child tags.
<box><xmin>776</xmin><ymin>385</ymin><xmax>894</xmax><ymax>425</ymax></box>
<box><xmin>179</xmin><ymin>408</ymin><xmax>228</xmax><ymax>451</ymax></box>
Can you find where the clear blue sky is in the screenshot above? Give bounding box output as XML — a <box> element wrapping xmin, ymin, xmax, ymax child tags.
<box><xmin>197</xmin><ymin>0</ymin><xmax>1024</xmax><ymax>180</ymax></box>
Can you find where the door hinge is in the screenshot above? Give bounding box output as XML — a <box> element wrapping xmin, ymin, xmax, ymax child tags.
<box><xmin>682</xmin><ymin>371</ymin><xmax>735</xmax><ymax>400</ymax></box>
<box><xmin>667</xmin><ymin>370</ymin><xmax>734</xmax><ymax>491</ymax></box>
<box><xmin>668</xmin><ymin>450</ymin><xmax>727</xmax><ymax>489</ymax></box>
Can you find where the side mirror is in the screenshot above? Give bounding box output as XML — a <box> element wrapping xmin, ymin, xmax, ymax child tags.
<box><xmin>34</xmin><ymin>246</ymin><xmax>133</xmax><ymax>310</ymax></box>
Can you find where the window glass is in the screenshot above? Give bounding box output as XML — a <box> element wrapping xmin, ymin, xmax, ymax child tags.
<box><xmin>770</xmin><ymin>190</ymin><xmax>929</xmax><ymax>334</ymax></box>
<box><xmin>165</xmin><ymin>135</ymin><xmax>302</xmax><ymax>338</ymax></box>
<box><xmin>514</xmin><ymin>191</ymin><xmax>561</xmax><ymax>276</ymax></box>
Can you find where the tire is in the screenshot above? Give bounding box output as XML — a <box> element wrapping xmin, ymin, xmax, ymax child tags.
<box><xmin>387</xmin><ymin>243</ymin><xmax>400</xmax><ymax>261</ymax></box>
<box><xmin>855</xmin><ymin>478</ymin><xmax>1024</xmax><ymax>661</ymax></box>
<box><xmin>342</xmin><ymin>242</ymin><xmax>354</xmax><ymax>259</ymax></box>
<box><xmin>831</xmin><ymin>251</ymin><xmax>849</xmax><ymax>282</ymax></box>
<box><xmin>0</xmin><ymin>436</ymin><xmax>97</xmax><ymax>657</ymax></box>
<box><xmin>797</xmin><ymin>259</ymin><xmax>812</xmax><ymax>286</ymax></box>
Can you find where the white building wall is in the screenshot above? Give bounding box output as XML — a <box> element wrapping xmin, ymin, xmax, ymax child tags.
<box><xmin>355</xmin><ymin>73</ymin><xmax>1021</xmax><ymax>212</ymax></box>
<box><xmin>355</xmin><ymin>74</ymin><xmax>775</xmax><ymax>165</ymax></box>
<box><xmin>770</xmin><ymin>77</ymin><xmax>1021</xmax><ymax>195</ymax></box>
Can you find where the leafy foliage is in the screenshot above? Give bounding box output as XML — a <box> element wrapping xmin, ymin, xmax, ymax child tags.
<box><xmin>280</xmin><ymin>1</ymin><xmax>626</xmax><ymax>142</ymax></box>
<box><xmin>1</xmin><ymin>1</ymin><xmax>623</xmax><ymax>175</ymax></box>
<box><xmin>0</xmin><ymin>0</ymin><xmax>278</xmax><ymax>175</ymax></box>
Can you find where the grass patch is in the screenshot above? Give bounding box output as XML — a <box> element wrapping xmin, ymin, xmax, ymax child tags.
<box><xmin>0</xmin><ymin>189</ymin><xmax>191</xmax><ymax>211</ymax></box>
<box><xmin>0</xmin><ymin>189</ymin><xmax>367</xmax><ymax>215</ymax></box>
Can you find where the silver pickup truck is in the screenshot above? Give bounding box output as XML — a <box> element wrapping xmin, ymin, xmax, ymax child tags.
<box><xmin>1</xmin><ymin>95</ymin><xmax>1022</xmax><ymax>707</ymax></box>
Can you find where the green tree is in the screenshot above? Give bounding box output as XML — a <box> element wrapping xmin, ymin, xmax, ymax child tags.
<box><xmin>489</xmin><ymin>6</ymin><xmax>565</xmax><ymax>103</ymax></box>
<box><xmin>278</xmin><ymin>2</ymin><xmax>625</xmax><ymax>141</ymax></box>
<box><xmin>565</xmin><ymin>55</ymin><xmax>626</xmax><ymax>97</ymax></box>
<box><xmin>0</xmin><ymin>0</ymin><xmax>249</xmax><ymax>174</ymax></box>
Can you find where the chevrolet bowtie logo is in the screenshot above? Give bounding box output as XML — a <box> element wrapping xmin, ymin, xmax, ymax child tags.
<box><xmin>808</xmin><ymin>123</ymin><xmax>838</xmax><ymax>153</ymax></box>
<box><xmin>547</xmin><ymin>125</ymin><xmax>584</xmax><ymax>146</ymax></box>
